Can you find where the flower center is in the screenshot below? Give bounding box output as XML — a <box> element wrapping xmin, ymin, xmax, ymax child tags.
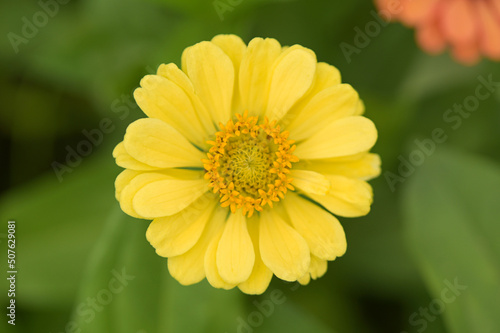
<box><xmin>203</xmin><ymin>111</ymin><xmax>299</xmax><ymax>217</ymax></box>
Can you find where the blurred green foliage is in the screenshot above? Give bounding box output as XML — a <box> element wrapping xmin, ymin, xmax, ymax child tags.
<box><xmin>404</xmin><ymin>149</ymin><xmax>500</xmax><ymax>333</ymax></box>
<box><xmin>1</xmin><ymin>0</ymin><xmax>499</xmax><ymax>332</ymax></box>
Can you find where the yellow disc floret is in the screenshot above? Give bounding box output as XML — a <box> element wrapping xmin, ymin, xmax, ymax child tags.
<box><xmin>203</xmin><ymin>111</ymin><xmax>299</xmax><ymax>217</ymax></box>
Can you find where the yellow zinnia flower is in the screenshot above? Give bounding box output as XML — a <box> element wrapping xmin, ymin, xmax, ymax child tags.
<box><xmin>113</xmin><ymin>35</ymin><xmax>380</xmax><ymax>294</ymax></box>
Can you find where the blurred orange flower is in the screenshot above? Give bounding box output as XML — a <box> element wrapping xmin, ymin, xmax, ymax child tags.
<box><xmin>376</xmin><ymin>0</ymin><xmax>500</xmax><ymax>64</ymax></box>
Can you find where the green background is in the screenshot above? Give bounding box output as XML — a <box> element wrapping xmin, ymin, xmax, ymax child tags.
<box><xmin>1</xmin><ymin>0</ymin><xmax>500</xmax><ymax>332</ymax></box>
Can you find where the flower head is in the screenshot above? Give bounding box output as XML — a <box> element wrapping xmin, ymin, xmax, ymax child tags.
<box><xmin>113</xmin><ymin>35</ymin><xmax>380</xmax><ymax>294</ymax></box>
<box><xmin>376</xmin><ymin>0</ymin><xmax>500</xmax><ymax>64</ymax></box>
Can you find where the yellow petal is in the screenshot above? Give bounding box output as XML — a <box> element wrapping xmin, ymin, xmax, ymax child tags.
<box><xmin>204</xmin><ymin>229</ymin><xmax>237</xmax><ymax>290</ymax></box>
<box><xmin>286</xmin><ymin>84</ymin><xmax>360</xmax><ymax>142</ymax></box>
<box><xmin>259</xmin><ymin>210</ymin><xmax>310</xmax><ymax>281</ymax></box>
<box><xmin>182</xmin><ymin>41</ymin><xmax>234</xmax><ymax>126</ymax></box>
<box><xmin>133</xmin><ymin>176</ymin><xmax>208</xmax><ymax>218</ymax></box>
<box><xmin>307</xmin><ymin>175</ymin><xmax>373</xmax><ymax>217</ymax></box>
<box><xmin>290</xmin><ymin>170</ymin><xmax>330</xmax><ymax>195</ymax></box>
<box><xmin>238</xmin><ymin>216</ymin><xmax>273</xmax><ymax>295</ymax></box>
<box><xmin>120</xmin><ymin>170</ymin><xmax>203</xmax><ymax>218</ymax></box>
<box><xmin>134</xmin><ymin>75</ymin><xmax>210</xmax><ymax>147</ymax></box>
<box><xmin>313</xmin><ymin>62</ymin><xmax>342</xmax><ymax>89</ymax></box>
<box><xmin>211</xmin><ymin>34</ymin><xmax>247</xmax><ymax>116</ymax></box>
<box><xmin>354</xmin><ymin>99</ymin><xmax>365</xmax><ymax>116</ymax></box>
<box><xmin>119</xmin><ymin>172</ymin><xmax>170</xmax><ymax>218</ymax></box>
<box><xmin>298</xmin><ymin>153</ymin><xmax>381</xmax><ymax>181</ymax></box>
<box><xmin>309</xmin><ymin>255</ymin><xmax>328</xmax><ymax>280</ymax></box>
<box><xmin>156</xmin><ymin>63</ymin><xmax>216</xmax><ymax>138</ymax></box>
<box><xmin>264</xmin><ymin>46</ymin><xmax>317</xmax><ymax>121</ymax></box>
<box><xmin>113</xmin><ymin>142</ymin><xmax>160</xmax><ymax>171</ymax></box>
<box><xmin>298</xmin><ymin>273</ymin><xmax>311</xmax><ymax>286</ymax></box>
<box><xmin>114</xmin><ymin>169</ymin><xmax>141</xmax><ymax>201</ymax></box>
<box><xmin>294</xmin><ymin>116</ymin><xmax>377</xmax><ymax>160</ymax></box>
<box><xmin>157</xmin><ymin>63</ymin><xmax>194</xmax><ymax>93</ymax></box>
<box><xmin>284</xmin><ymin>193</ymin><xmax>347</xmax><ymax>260</ymax></box>
<box><xmin>280</xmin><ymin>62</ymin><xmax>341</xmax><ymax>127</ymax></box>
<box><xmin>298</xmin><ymin>255</ymin><xmax>328</xmax><ymax>285</ymax></box>
<box><xmin>124</xmin><ymin>118</ymin><xmax>205</xmax><ymax>169</ymax></box>
<box><xmin>239</xmin><ymin>37</ymin><xmax>282</xmax><ymax>117</ymax></box>
<box><xmin>168</xmin><ymin>207</ymin><xmax>228</xmax><ymax>285</ymax></box>
<box><xmin>211</xmin><ymin>34</ymin><xmax>246</xmax><ymax>66</ymax></box>
<box><xmin>146</xmin><ymin>193</ymin><xmax>217</xmax><ymax>257</ymax></box>
<box><xmin>216</xmin><ymin>213</ymin><xmax>255</xmax><ymax>284</ymax></box>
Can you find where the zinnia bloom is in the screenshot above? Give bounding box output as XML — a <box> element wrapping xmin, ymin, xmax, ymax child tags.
<box><xmin>376</xmin><ymin>0</ymin><xmax>500</xmax><ymax>64</ymax></box>
<box><xmin>113</xmin><ymin>35</ymin><xmax>380</xmax><ymax>294</ymax></box>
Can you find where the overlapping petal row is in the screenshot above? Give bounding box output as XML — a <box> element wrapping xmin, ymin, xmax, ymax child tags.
<box><xmin>113</xmin><ymin>35</ymin><xmax>380</xmax><ymax>294</ymax></box>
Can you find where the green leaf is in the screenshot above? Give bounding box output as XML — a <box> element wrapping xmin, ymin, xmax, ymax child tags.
<box><xmin>150</xmin><ymin>0</ymin><xmax>295</xmax><ymax>18</ymax></box>
<box><xmin>258</xmin><ymin>301</ymin><xmax>334</xmax><ymax>333</ymax></box>
<box><xmin>398</xmin><ymin>53</ymin><xmax>495</xmax><ymax>102</ymax></box>
<box><xmin>0</xmin><ymin>155</ymin><xmax>118</xmax><ymax>308</ymax></box>
<box><xmin>403</xmin><ymin>148</ymin><xmax>500</xmax><ymax>333</ymax></box>
<box><xmin>72</xmin><ymin>207</ymin><xmax>246</xmax><ymax>333</ymax></box>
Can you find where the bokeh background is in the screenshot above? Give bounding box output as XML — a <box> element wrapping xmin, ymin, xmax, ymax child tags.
<box><xmin>1</xmin><ymin>0</ymin><xmax>500</xmax><ymax>332</ymax></box>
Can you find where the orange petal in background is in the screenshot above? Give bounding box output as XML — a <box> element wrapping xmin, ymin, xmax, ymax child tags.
<box><xmin>491</xmin><ymin>0</ymin><xmax>500</xmax><ymax>20</ymax></box>
<box><xmin>416</xmin><ymin>20</ymin><xmax>447</xmax><ymax>54</ymax></box>
<box><xmin>441</xmin><ymin>0</ymin><xmax>477</xmax><ymax>44</ymax></box>
<box><xmin>451</xmin><ymin>41</ymin><xmax>481</xmax><ymax>65</ymax></box>
<box><xmin>399</xmin><ymin>0</ymin><xmax>439</xmax><ymax>26</ymax></box>
<box><xmin>475</xmin><ymin>0</ymin><xmax>500</xmax><ymax>60</ymax></box>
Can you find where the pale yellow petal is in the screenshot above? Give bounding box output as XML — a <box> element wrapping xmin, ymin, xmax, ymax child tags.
<box><xmin>216</xmin><ymin>213</ymin><xmax>255</xmax><ymax>285</ymax></box>
<box><xmin>168</xmin><ymin>207</ymin><xmax>228</xmax><ymax>285</ymax></box>
<box><xmin>298</xmin><ymin>255</ymin><xmax>328</xmax><ymax>285</ymax></box>
<box><xmin>294</xmin><ymin>116</ymin><xmax>377</xmax><ymax>160</ymax></box>
<box><xmin>211</xmin><ymin>34</ymin><xmax>246</xmax><ymax>115</ymax></box>
<box><xmin>119</xmin><ymin>172</ymin><xmax>170</xmax><ymax>218</ymax></box>
<box><xmin>113</xmin><ymin>142</ymin><xmax>160</xmax><ymax>171</ymax></box>
<box><xmin>114</xmin><ymin>169</ymin><xmax>141</xmax><ymax>201</ymax></box>
<box><xmin>309</xmin><ymin>255</ymin><xmax>328</xmax><ymax>280</ymax></box>
<box><xmin>264</xmin><ymin>46</ymin><xmax>317</xmax><ymax>121</ymax></box>
<box><xmin>238</xmin><ymin>216</ymin><xmax>273</xmax><ymax>295</ymax></box>
<box><xmin>120</xmin><ymin>170</ymin><xmax>203</xmax><ymax>218</ymax></box>
<box><xmin>124</xmin><ymin>118</ymin><xmax>205</xmax><ymax>168</ymax></box>
<box><xmin>133</xmin><ymin>176</ymin><xmax>208</xmax><ymax>218</ymax></box>
<box><xmin>297</xmin><ymin>153</ymin><xmax>381</xmax><ymax>181</ymax></box>
<box><xmin>182</xmin><ymin>41</ymin><xmax>234</xmax><ymax>126</ymax></box>
<box><xmin>157</xmin><ymin>63</ymin><xmax>194</xmax><ymax>94</ymax></box>
<box><xmin>259</xmin><ymin>210</ymin><xmax>310</xmax><ymax>281</ymax></box>
<box><xmin>280</xmin><ymin>62</ymin><xmax>341</xmax><ymax>127</ymax></box>
<box><xmin>307</xmin><ymin>175</ymin><xmax>373</xmax><ymax>217</ymax></box>
<box><xmin>290</xmin><ymin>170</ymin><xmax>330</xmax><ymax>195</ymax></box>
<box><xmin>313</xmin><ymin>62</ymin><xmax>341</xmax><ymax>89</ymax></box>
<box><xmin>156</xmin><ymin>63</ymin><xmax>216</xmax><ymax>138</ymax></box>
<box><xmin>284</xmin><ymin>193</ymin><xmax>347</xmax><ymax>260</ymax></box>
<box><xmin>354</xmin><ymin>99</ymin><xmax>365</xmax><ymax>116</ymax></box>
<box><xmin>298</xmin><ymin>273</ymin><xmax>311</xmax><ymax>286</ymax></box>
<box><xmin>204</xmin><ymin>226</ymin><xmax>236</xmax><ymax>290</ymax></box>
<box><xmin>134</xmin><ymin>75</ymin><xmax>209</xmax><ymax>147</ymax></box>
<box><xmin>146</xmin><ymin>194</ymin><xmax>217</xmax><ymax>257</ymax></box>
<box><xmin>211</xmin><ymin>34</ymin><xmax>246</xmax><ymax>67</ymax></box>
<box><xmin>286</xmin><ymin>84</ymin><xmax>360</xmax><ymax>142</ymax></box>
<box><xmin>239</xmin><ymin>37</ymin><xmax>282</xmax><ymax>117</ymax></box>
